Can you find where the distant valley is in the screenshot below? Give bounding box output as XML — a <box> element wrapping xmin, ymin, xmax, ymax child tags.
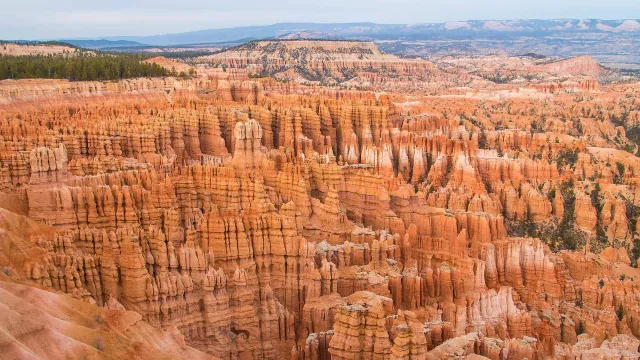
<box><xmin>60</xmin><ymin>19</ymin><xmax>640</xmax><ymax>68</ymax></box>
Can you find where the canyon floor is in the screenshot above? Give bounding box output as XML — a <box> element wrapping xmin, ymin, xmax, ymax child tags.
<box><xmin>1</xmin><ymin>40</ymin><xmax>640</xmax><ymax>360</ymax></box>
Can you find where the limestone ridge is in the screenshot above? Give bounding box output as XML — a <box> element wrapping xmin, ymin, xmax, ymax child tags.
<box><xmin>199</xmin><ymin>40</ymin><xmax>443</xmax><ymax>86</ymax></box>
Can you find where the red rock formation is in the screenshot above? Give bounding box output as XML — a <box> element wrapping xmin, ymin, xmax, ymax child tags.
<box><xmin>1</xmin><ymin>45</ymin><xmax>640</xmax><ymax>360</ymax></box>
<box><xmin>199</xmin><ymin>40</ymin><xmax>449</xmax><ymax>91</ymax></box>
<box><xmin>527</xmin><ymin>56</ymin><xmax>607</xmax><ymax>78</ymax></box>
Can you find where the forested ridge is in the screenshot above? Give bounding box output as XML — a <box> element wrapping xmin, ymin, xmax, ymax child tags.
<box><xmin>0</xmin><ymin>52</ymin><xmax>177</xmax><ymax>81</ymax></box>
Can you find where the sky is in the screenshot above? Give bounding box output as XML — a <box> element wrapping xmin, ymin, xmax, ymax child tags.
<box><xmin>2</xmin><ymin>0</ymin><xmax>639</xmax><ymax>40</ymax></box>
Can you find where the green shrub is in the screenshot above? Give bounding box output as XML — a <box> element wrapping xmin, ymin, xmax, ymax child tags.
<box><xmin>556</xmin><ymin>148</ymin><xmax>579</xmax><ymax>171</ymax></box>
<box><xmin>590</xmin><ymin>184</ymin><xmax>603</xmax><ymax>214</ymax></box>
<box><xmin>478</xmin><ymin>130</ymin><xmax>488</xmax><ymax>149</ymax></box>
<box><xmin>616</xmin><ymin>304</ymin><xmax>625</xmax><ymax>321</ymax></box>
<box><xmin>530</xmin><ymin>118</ymin><xmax>545</xmax><ymax>133</ymax></box>
<box><xmin>614</xmin><ymin>162</ymin><xmax>625</xmax><ymax>184</ymax></box>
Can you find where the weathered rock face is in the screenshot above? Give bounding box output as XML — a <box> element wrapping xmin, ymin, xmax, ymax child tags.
<box><xmin>328</xmin><ymin>292</ymin><xmax>394</xmax><ymax>360</ymax></box>
<box><xmin>526</xmin><ymin>56</ymin><xmax>607</xmax><ymax>78</ymax></box>
<box><xmin>199</xmin><ymin>40</ymin><xmax>451</xmax><ymax>90</ymax></box>
<box><xmin>0</xmin><ymin>280</ymin><xmax>215</xmax><ymax>360</ymax></box>
<box><xmin>2</xmin><ymin>43</ymin><xmax>640</xmax><ymax>360</ymax></box>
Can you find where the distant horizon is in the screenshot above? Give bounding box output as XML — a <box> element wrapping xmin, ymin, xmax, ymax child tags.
<box><xmin>3</xmin><ymin>18</ymin><xmax>639</xmax><ymax>43</ymax></box>
<box><xmin>4</xmin><ymin>0</ymin><xmax>640</xmax><ymax>40</ymax></box>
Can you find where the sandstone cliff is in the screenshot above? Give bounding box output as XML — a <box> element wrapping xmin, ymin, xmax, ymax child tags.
<box><xmin>198</xmin><ymin>40</ymin><xmax>449</xmax><ymax>89</ymax></box>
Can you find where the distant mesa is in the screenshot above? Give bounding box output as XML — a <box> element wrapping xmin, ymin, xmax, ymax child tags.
<box><xmin>596</xmin><ymin>19</ymin><xmax>640</xmax><ymax>32</ymax></box>
<box><xmin>443</xmin><ymin>21</ymin><xmax>471</xmax><ymax>30</ymax></box>
<box><xmin>527</xmin><ymin>56</ymin><xmax>607</xmax><ymax>78</ymax></box>
<box><xmin>0</xmin><ymin>42</ymin><xmax>82</xmax><ymax>56</ymax></box>
<box><xmin>60</xmin><ymin>39</ymin><xmax>149</xmax><ymax>49</ymax></box>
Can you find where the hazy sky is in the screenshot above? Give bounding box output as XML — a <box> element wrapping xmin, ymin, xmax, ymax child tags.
<box><xmin>3</xmin><ymin>0</ymin><xmax>639</xmax><ymax>39</ymax></box>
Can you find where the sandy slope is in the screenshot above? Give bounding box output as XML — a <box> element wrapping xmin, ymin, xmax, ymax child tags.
<box><xmin>0</xmin><ymin>280</ymin><xmax>216</xmax><ymax>360</ymax></box>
